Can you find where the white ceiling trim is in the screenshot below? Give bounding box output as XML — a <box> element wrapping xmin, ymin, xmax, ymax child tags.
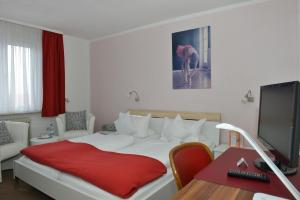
<box><xmin>0</xmin><ymin>17</ymin><xmax>63</xmax><ymax>34</ymax></box>
<box><xmin>0</xmin><ymin>0</ymin><xmax>271</xmax><ymax>41</ymax></box>
<box><xmin>91</xmin><ymin>0</ymin><xmax>271</xmax><ymax>42</ymax></box>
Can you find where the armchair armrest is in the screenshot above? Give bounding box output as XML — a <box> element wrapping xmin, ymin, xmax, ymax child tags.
<box><xmin>5</xmin><ymin>121</ymin><xmax>29</xmax><ymax>147</ymax></box>
<box><xmin>56</xmin><ymin>117</ymin><xmax>65</xmax><ymax>136</ymax></box>
<box><xmin>88</xmin><ymin>114</ymin><xmax>95</xmax><ymax>134</ymax></box>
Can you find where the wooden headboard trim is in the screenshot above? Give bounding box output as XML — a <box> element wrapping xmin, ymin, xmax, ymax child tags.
<box><xmin>128</xmin><ymin>109</ymin><xmax>221</xmax><ymax>121</ymax></box>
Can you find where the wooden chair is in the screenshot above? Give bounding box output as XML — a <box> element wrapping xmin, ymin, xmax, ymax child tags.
<box><xmin>169</xmin><ymin>142</ymin><xmax>213</xmax><ymax>190</ymax></box>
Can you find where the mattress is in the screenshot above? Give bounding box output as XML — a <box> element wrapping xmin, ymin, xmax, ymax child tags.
<box><xmin>57</xmin><ymin>168</ymin><xmax>174</xmax><ymax>200</ymax></box>
<box><xmin>17</xmin><ymin>137</ymin><xmax>178</xmax><ymax>200</ymax></box>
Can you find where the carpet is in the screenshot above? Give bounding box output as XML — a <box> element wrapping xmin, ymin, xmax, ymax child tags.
<box><xmin>0</xmin><ymin>170</ymin><xmax>53</xmax><ymax>200</ymax></box>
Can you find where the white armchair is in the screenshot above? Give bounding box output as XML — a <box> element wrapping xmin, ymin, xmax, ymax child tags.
<box><xmin>56</xmin><ymin>113</ymin><xmax>95</xmax><ymax>140</ymax></box>
<box><xmin>0</xmin><ymin>121</ymin><xmax>29</xmax><ymax>183</ymax></box>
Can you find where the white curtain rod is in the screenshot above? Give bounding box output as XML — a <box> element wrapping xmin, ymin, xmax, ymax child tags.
<box><xmin>0</xmin><ymin>18</ymin><xmax>63</xmax><ymax>34</ymax></box>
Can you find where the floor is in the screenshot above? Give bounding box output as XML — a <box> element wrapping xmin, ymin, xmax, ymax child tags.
<box><xmin>172</xmin><ymin>69</ymin><xmax>211</xmax><ymax>89</ymax></box>
<box><xmin>0</xmin><ymin>170</ymin><xmax>53</xmax><ymax>200</ymax></box>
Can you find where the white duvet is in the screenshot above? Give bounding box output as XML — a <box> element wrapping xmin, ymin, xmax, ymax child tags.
<box><xmin>69</xmin><ymin>133</ymin><xmax>178</xmax><ymax>167</ymax></box>
<box><xmin>118</xmin><ymin>140</ymin><xmax>179</xmax><ymax>167</ymax></box>
<box><xmin>69</xmin><ymin>133</ymin><xmax>135</xmax><ymax>151</ymax></box>
<box><xmin>18</xmin><ymin>134</ymin><xmax>178</xmax><ymax>200</ymax></box>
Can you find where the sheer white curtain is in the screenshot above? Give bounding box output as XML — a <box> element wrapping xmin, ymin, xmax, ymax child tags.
<box><xmin>0</xmin><ymin>21</ymin><xmax>42</xmax><ymax>114</ymax></box>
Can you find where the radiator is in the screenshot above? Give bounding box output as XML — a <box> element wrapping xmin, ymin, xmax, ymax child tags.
<box><xmin>0</xmin><ymin>117</ymin><xmax>31</xmax><ymax>124</ymax></box>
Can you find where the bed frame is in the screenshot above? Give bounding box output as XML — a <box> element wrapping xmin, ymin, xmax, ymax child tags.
<box><xmin>128</xmin><ymin>109</ymin><xmax>221</xmax><ymax>121</ymax></box>
<box><xmin>14</xmin><ymin>110</ymin><xmax>221</xmax><ymax>200</ymax></box>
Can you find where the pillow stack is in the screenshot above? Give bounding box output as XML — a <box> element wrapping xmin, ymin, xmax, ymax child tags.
<box><xmin>114</xmin><ymin>112</ymin><xmax>208</xmax><ymax>144</ymax></box>
<box><xmin>114</xmin><ymin>112</ymin><xmax>152</xmax><ymax>138</ymax></box>
<box><xmin>160</xmin><ymin>114</ymin><xmax>206</xmax><ymax>143</ymax></box>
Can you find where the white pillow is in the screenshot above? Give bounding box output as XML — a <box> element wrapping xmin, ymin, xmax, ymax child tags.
<box><xmin>183</xmin><ymin>118</ymin><xmax>207</xmax><ymax>141</ymax></box>
<box><xmin>160</xmin><ymin>114</ymin><xmax>190</xmax><ymax>142</ymax></box>
<box><xmin>160</xmin><ymin>117</ymin><xmax>172</xmax><ymax>141</ymax></box>
<box><xmin>184</xmin><ymin>134</ymin><xmax>214</xmax><ymax>149</ymax></box>
<box><xmin>130</xmin><ymin>114</ymin><xmax>151</xmax><ymax>138</ymax></box>
<box><xmin>147</xmin><ymin>128</ymin><xmax>156</xmax><ymax>136</ymax></box>
<box><xmin>114</xmin><ymin>112</ymin><xmax>135</xmax><ymax>135</ymax></box>
<box><xmin>161</xmin><ymin>115</ymin><xmax>207</xmax><ymax>142</ymax></box>
<box><xmin>114</xmin><ymin>112</ymin><xmax>152</xmax><ymax>138</ymax></box>
<box><xmin>172</xmin><ymin>115</ymin><xmax>190</xmax><ymax>139</ymax></box>
<box><xmin>198</xmin><ymin>135</ymin><xmax>215</xmax><ymax>149</ymax></box>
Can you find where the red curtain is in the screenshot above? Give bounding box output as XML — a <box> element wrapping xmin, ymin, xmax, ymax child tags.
<box><xmin>41</xmin><ymin>30</ymin><xmax>65</xmax><ymax>117</ymax></box>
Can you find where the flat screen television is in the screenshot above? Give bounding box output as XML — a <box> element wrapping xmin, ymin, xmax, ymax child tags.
<box><xmin>256</xmin><ymin>81</ymin><xmax>300</xmax><ymax>175</ymax></box>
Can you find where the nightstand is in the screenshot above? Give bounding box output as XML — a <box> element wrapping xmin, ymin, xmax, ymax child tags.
<box><xmin>30</xmin><ymin>136</ymin><xmax>59</xmax><ymax>146</ymax></box>
<box><xmin>213</xmin><ymin>144</ymin><xmax>229</xmax><ymax>158</ymax></box>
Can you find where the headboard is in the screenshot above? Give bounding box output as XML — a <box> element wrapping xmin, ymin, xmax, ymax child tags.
<box><xmin>128</xmin><ymin>109</ymin><xmax>221</xmax><ymax>121</ymax></box>
<box><xmin>128</xmin><ymin>109</ymin><xmax>221</xmax><ymax>147</ymax></box>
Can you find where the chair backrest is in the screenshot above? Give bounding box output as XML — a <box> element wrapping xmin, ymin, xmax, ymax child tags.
<box><xmin>169</xmin><ymin>142</ymin><xmax>213</xmax><ymax>190</ymax></box>
<box><xmin>5</xmin><ymin>121</ymin><xmax>29</xmax><ymax>147</ymax></box>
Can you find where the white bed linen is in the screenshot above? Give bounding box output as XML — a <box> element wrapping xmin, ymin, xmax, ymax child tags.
<box><xmin>97</xmin><ymin>130</ymin><xmax>162</xmax><ymax>144</ymax></box>
<box><xmin>69</xmin><ymin>133</ymin><xmax>134</xmax><ymax>151</ymax></box>
<box><xmin>118</xmin><ymin>140</ymin><xmax>179</xmax><ymax>167</ymax></box>
<box><xmin>133</xmin><ymin>133</ymin><xmax>161</xmax><ymax>144</ymax></box>
<box><xmin>18</xmin><ymin>136</ymin><xmax>178</xmax><ymax>200</ymax></box>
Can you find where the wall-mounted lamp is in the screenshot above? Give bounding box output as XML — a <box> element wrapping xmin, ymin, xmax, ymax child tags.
<box><xmin>241</xmin><ymin>89</ymin><xmax>254</xmax><ymax>103</ymax></box>
<box><xmin>128</xmin><ymin>90</ymin><xmax>140</xmax><ymax>102</ymax></box>
<box><xmin>65</xmin><ymin>98</ymin><xmax>70</xmax><ymax>103</ymax></box>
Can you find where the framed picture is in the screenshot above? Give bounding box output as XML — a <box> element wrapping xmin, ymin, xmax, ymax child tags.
<box><xmin>172</xmin><ymin>26</ymin><xmax>211</xmax><ymax>89</ymax></box>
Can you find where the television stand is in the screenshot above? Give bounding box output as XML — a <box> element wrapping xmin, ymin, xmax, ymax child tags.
<box><xmin>254</xmin><ymin>158</ymin><xmax>297</xmax><ymax>176</ymax></box>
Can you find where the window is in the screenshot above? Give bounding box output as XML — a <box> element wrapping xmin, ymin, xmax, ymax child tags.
<box><xmin>0</xmin><ymin>21</ymin><xmax>42</xmax><ymax>114</ymax></box>
<box><xmin>203</xmin><ymin>27</ymin><xmax>209</xmax><ymax>64</ymax></box>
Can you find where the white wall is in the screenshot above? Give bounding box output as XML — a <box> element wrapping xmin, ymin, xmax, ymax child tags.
<box><xmin>0</xmin><ymin>35</ymin><xmax>90</xmax><ymax>138</ymax></box>
<box><xmin>90</xmin><ymin>0</ymin><xmax>299</xmax><ymax>143</ymax></box>
<box><xmin>64</xmin><ymin>35</ymin><xmax>90</xmax><ymax>112</ymax></box>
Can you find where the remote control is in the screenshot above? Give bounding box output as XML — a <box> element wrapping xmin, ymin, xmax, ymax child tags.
<box><xmin>227</xmin><ymin>169</ymin><xmax>270</xmax><ymax>183</ymax></box>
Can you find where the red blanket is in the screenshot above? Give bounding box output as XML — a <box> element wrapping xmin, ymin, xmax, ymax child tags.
<box><xmin>21</xmin><ymin>141</ymin><xmax>167</xmax><ymax>198</ymax></box>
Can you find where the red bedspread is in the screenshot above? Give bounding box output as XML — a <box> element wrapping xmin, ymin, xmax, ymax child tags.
<box><xmin>21</xmin><ymin>141</ymin><xmax>167</xmax><ymax>198</ymax></box>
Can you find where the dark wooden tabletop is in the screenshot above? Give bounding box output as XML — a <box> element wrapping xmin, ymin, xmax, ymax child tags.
<box><xmin>170</xmin><ymin>179</ymin><xmax>254</xmax><ymax>200</ymax></box>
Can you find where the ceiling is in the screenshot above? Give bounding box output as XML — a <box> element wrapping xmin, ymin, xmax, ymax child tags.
<box><xmin>0</xmin><ymin>0</ymin><xmax>252</xmax><ymax>40</ymax></box>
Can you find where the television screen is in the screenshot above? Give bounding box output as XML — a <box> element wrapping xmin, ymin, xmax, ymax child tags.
<box><xmin>258</xmin><ymin>81</ymin><xmax>299</xmax><ymax>170</ymax></box>
<box><xmin>259</xmin><ymin>83</ymin><xmax>295</xmax><ymax>159</ymax></box>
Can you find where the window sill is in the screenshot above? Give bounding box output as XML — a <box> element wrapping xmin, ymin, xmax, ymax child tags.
<box><xmin>0</xmin><ymin>111</ymin><xmax>41</xmax><ymax>116</ymax></box>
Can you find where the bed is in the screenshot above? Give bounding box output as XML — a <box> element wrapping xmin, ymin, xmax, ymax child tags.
<box><xmin>14</xmin><ymin>110</ymin><xmax>221</xmax><ymax>200</ymax></box>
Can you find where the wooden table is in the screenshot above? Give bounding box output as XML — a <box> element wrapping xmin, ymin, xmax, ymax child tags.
<box><xmin>170</xmin><ymin>179</ymin><xmax>254</xmax><ymax>200</ymax></box>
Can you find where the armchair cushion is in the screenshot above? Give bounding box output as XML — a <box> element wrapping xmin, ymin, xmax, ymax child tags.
<box><xmin>0</xmin><ymin>121</ymin><xmax>13</xmax><ymax>145</ymax></box>
<box><xmin>66</xmin><ymin>110</ymin><xmax>87</xmax><ymax>131</ymax></box>
<box><xmin>0</xmin><ymin>142</ymin><xmax>23</xmax><ymax>160</ymax></box>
